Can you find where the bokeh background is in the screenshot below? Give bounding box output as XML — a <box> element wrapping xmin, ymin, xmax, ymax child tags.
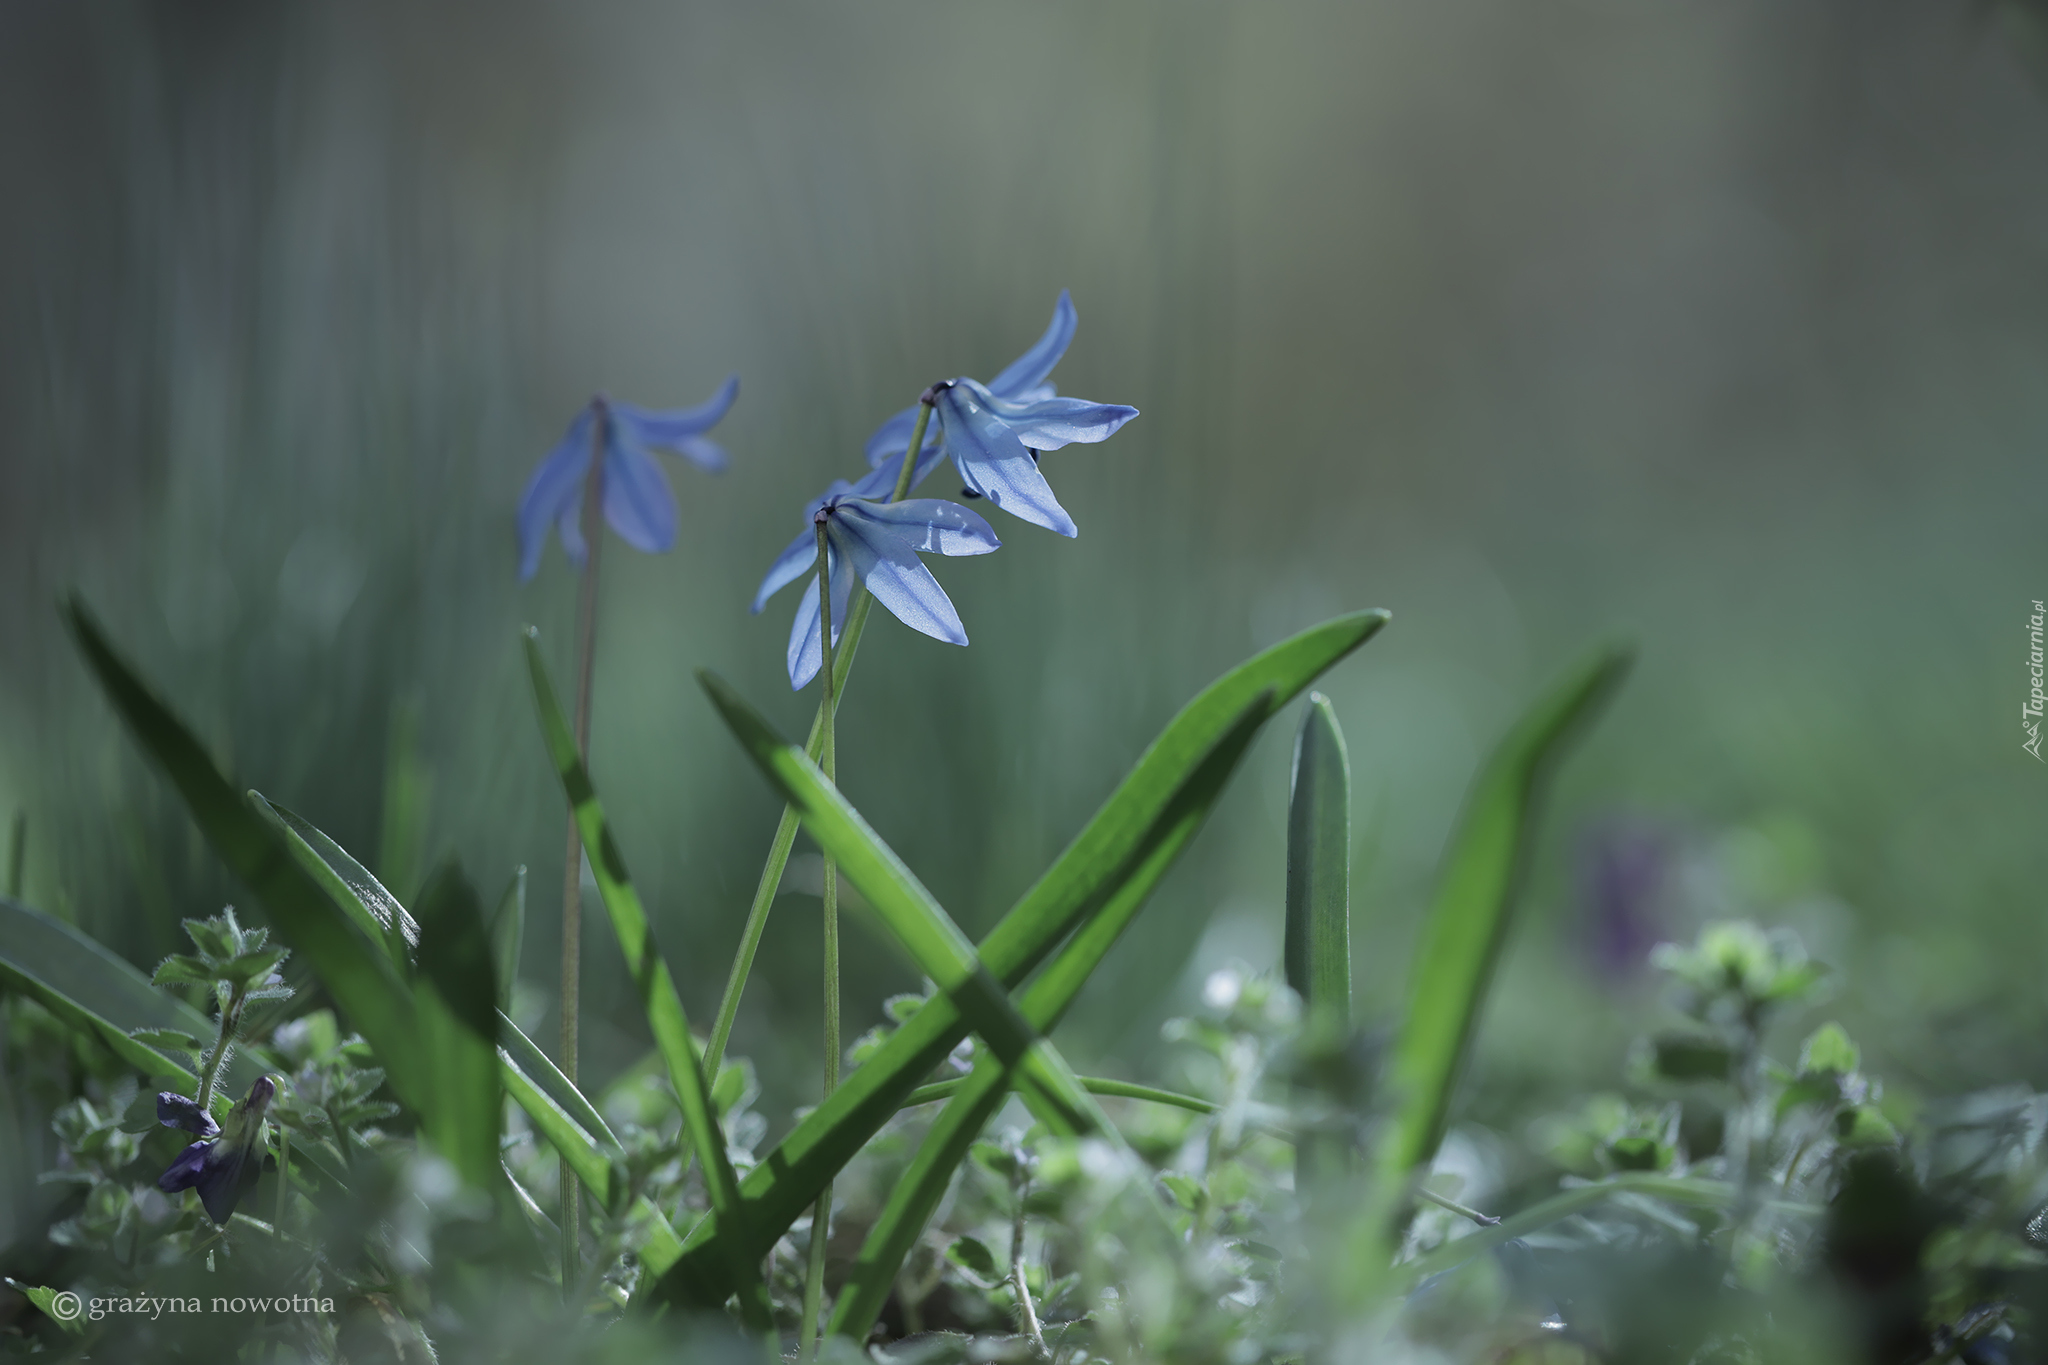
<box><xmin>3</xmin><ymin>0</ymin><xmax>2046</xmax><ymax>1146</ymax></box>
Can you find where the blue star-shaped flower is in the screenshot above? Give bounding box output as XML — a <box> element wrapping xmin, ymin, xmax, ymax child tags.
<box><xmin>516</xmin><ymin>376</ymin><xmax>739</xmax><ymax>580</ymax></box>
<box><xmin>860</xmin><ymin>292</ymin><xmax>1138</xmax><ymax>537</ymax></box>
<box><xmin>753</xmin><ymin>488</ymin><xmax>1000</xmax><ymax>689</ymax></box>
<box><xmin>156</xmin><ymin>1076</ymin><xmax>276</xmax><ymax>1225</ymax></box>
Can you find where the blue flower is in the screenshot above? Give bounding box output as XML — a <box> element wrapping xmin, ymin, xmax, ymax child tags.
<box><xmin>516</xmin><ymin>376</ymin><xmax>739</xmax><ymax>580</ymax></box>
<box><xmin>753</xmin><ymin>487</ymin><xmax>1000</xmax><ymax>689</ymax></box>
<box><xmin>157</xmin><ymin>1076</ymin><xmax>275</xmax><ymax>1225</ymax></box>
<box><xmin>860</xmin><ymin>292</ymin><xmax>1138</xmax><ymax>537</ymax></box>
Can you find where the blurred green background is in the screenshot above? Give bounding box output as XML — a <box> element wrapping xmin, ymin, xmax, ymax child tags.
<box><xmin>2</xmin><ymin>0</ymin><xmax>2045</xmax><ymax>1139</ymax></box>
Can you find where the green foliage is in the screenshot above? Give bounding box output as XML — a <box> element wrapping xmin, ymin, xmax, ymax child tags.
<box><xmin>1379</xmin><ymin>643</ymin><xmax>1632</xmax><ymax>1184</ymax></box>
<box><xmin>1284</xmin><ymin>691</ymin><xmax>1352</xmax><ymax>1032</ymax></box>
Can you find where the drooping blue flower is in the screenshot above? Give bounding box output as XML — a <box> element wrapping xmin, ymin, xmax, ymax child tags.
<box><xmin>858</xmin><ymin>292</ymin><xmax>1138</xmax><ymax>537</ymax></box>
<box><xmin>516</xmin><ymin>376</ymin><xmax>739</xmax><ymax>580</ymax></box>
<box><xmin>753</xmin><ymin>487</ymin><xmax>1000</xmax><ymax>690</ymax></box>
<box><xmin>157</xmin><ymin>1076</ymin><xmax>275</xmax><ymax>1225</ymax></box>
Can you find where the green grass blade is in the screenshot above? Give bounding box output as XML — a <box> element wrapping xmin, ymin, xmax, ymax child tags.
<box><xmin>0</xmin><ymin>900</ymin><xmax>207</xmax><ymax>1080</ymax></box>
<box><xmin>826</xmin><ymin>692</ymin><xmax>1272</xmax><ymax>1339</ymax></box>
<box><xmin>1378</xmin><ymin>643</ymin><xmax>1632</xmax><ymax>1185</ymax></box>
<box><xmin>491</xmin><ymin>867</ymin><xmax>526</xmax><ymax>1011</ymax></box>
<box><xmin>1394</xmin><ymin>1174</ymin><xmax>1817</xmax><ymax>1289</ymax></box>
<box><xmin>699</xmin><ymin>671</ymin><xmax>1111</xmax><ymax>1138</ymax></box>
<box><xmin>499</xmin><ymin>1047</ymin><xmax>617</xmax><ymax>1208</ymax></box>
<box><xmin>1285</xmin><ymin>693</ymin><xmax>1351</xmax><ymax>1030</ymax></box>
<box><xmin>498</xmin><ymin>1010</ymin><xmax>621</xmax><ymax>1151</ymax></box>
<box><xmin>651</xmin><ymin>613</ymin><xmax>1382</xmax><ymax>1308</ymax></box>
<box><xmin>903</xmin><ymin>1076</ymin><xmax>1219</xmax><ymax>1113</ymax></box>
<box><xmin>260</xmin><ymin>797</ymin><xmax>420</xmax><ymax>966</ymax></box>
<box><xmin>61</xmin><ymin>597</ymin><xmax>431</xmax><ymax>1114</ymax></box>
<box><xmin>412</xmin><ymin>862</ymin><xmax>503</xmax><ymax>1192</ymax></box>
<box><xmin>521</xmin><ymin>628</ymin><xmax>770</xmax><ymax>1325</ymax></box>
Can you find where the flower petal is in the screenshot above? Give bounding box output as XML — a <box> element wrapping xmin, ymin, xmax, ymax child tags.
<box><xmin>671</xmin><ymin>435</ymin><xmax>729</xmax><ymax>472</ymax></box>
<box><xmin>601</xmin><ymin>419</ymin><xmax>680</xmax><ymax>553</ymax></box>
<box><xmin>158</xmin><ymin>1140</ymin><xmax>211</xmax><ymax>1194</ymax></box>
<box><xmin>608</xmin><ymin>374</ymin><xmax>739</xmax><ymax>443</ymax></box>
<box><xmin>555</xmin><ymin>498</ymin><xmax>588</xmax><ymax>570</ymax></box>
<box><xmin>157</xmin><ymin>1092</ymin><xmax>220</xmax><ymax>1138</ymax></box>
<box><xmin>751</xmin><ymin>526</ymin><xmax>819</xmax><ymax>614</ymax></box>
<box><xmin>785</xmin><ymin>547</ymin><xmax>855</xmax><ymax>691</ymax></box>
<box><xmin>830</xmin><ymin>514</ymin><xmax>969</xmax><ymax>646</ymax></box>
<box><xmin>517</xmin><ymin>408</ymin><xmax>595</xmax><ymax>581</ymax></box>
<box><xmin>964</xmin><ymin>379</ymin><xmax>1139</xmax><ymax>452</ymax></box>
<box><xmin>193</xmin><ymin>1140</ymin><xmax>257</xmax><ymax>1225</ymax></box>
<box><xmin>933</xmin><ymin>383</ymin><xmax>1078</xmax><ymax>537</ymax></box>
<box><xmin>836</xmin><ymin>497</ymin><xmax>1000</xmax><ymax>557</ymax></box>
<box><xmin>985</xmin><ymin>290</ymin><xmax>1077</xmax><ymax>399</ymax></box>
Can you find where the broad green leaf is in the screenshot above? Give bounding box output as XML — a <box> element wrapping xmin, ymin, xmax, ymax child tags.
<box><xmin>522</xmin><ymin>629</ymin><xmax>769</xmax><ymax>1326</ymax></box>
<box><xmin>491</xmin><ymin>867</ymin><xmax>526</xmax><ymax>1011</ymax></box>
<box><xmin>1284</xmin><ymin>693</ymin><xmax>1351</xmax><ymax>1030</ymax></box>
<box><xmin>653</xmin><ymin>611</ymin><xmax>1383</xmax><ymax>1309</ymax></box>
<box><xmin>1377</xmin><ymin>643</ymin><xmax>1631</xmax><ymax>1185</ymax></box>
<box><xmin>0</xmin><ymin>897</ymin><xmax>265</xmax><ymax>1096</ymax></box>
<box><xmin>700</xmin><ymin>672</ymin><xmax>1110</xmax><ymax>1139</ymax></box>
<box><xmin>827</xmin><ymin>692</ymin><xmax>1272</xmax><ymax>1339</ymax></box>
<box><xmin>62</xmin><ymin>598</ymin><xmax>431</xmax><ymax>1117</ymax></box>
<box><xmin>4</xmin><ymin>1280</ymin><xmax>83</xmax><ymax>1336</ymax></box>
<box><xmin>412</xmin><ymin>863</ymin><xmax>502</xmax><ymax>1192</ymax></box>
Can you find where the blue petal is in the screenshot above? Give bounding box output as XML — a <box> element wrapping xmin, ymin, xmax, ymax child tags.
<box><xmin>985</xmin><ymin>290</ymin><xmax>1077</xmax><ymax>399</ymax></box>
<box><xmin>601</xmin><ymin>419</ymin><xmax>680</xmax><ymax>553</ymax></box>
<box><xmin>965</xmin><ymin>379</ymin><xmax>1139</xmax><ymax>451</ymax></box>
<box><xmin>785</xmin><ymin>547</ymin><xmax>855</xmax><ymax>691</ymax></box>
<box><xmin>671</xmin><ymin>435</ymin><xmax>729</xmax><ymax>472</ymax></box>
<box><xmin>556</xmin><ymin>498</ymin><xmax>588</xmax><ymax>570</ymax></box>
<box><xmin>829</xmin><ymin>512</ymin><xmax>970</xmax><ymax>646</ymax></box>
<box><xmin>192</xmin><ymin>1139</ymin><xmax>257</xmax><ymax>1225</ymax></box>
<box><xmin>157</xmin><ymin>1092</ymin><xmax>220</xmax><ymax>1138</ymax></box>
<box><xmin>863</xmin><ymin>405</ymin><xmax>944</xmax><ymax>471</ymax></box>
<box><xmin>839</xmin><ymin>498</ymin><xmax>1000</xmax><ymax>557</ymax></box>
<box><xmin>158</xmin><ymin>1140</ymin><xmax>210</xmax><ymax>1194</ymax></box>
<box><xmin>517</xmin><ymin>408</ymin><xmax>595</xmax><ymax>581</ymax></box>
<box><xmin>933</xmin><ymin>383</ymin><xmax>1078</xmax><ymax>537</ymax></box>
<box><xmin>752</xmin><ymin>526</ymin><xmax>819</xmax><ymax>614</ymax></box>
<box><xmin>608</xmin><ymin>374</ymin><xmax>739</xmax><ymax>443</ymax></box>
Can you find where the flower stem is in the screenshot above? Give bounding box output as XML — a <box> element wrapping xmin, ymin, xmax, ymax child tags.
<box><xmin>194</xmin><ymin>982</ymin><xmax>247</xmax><ymax>1115</ymax></box>
<box><xmin>703</xmin><ymin>395</ymin><xmax>935</xmax><ymax>1076</ymax></box>
<box><xmin>274</xmin><ymin>1120</ymin><xmax>291</xmax><ymax>1237</ymax></box>
<box><xmin>800</xmin><ymin>519</ymin><xmax>842</xmax><ymax>1359</ymax></box>
<box><xmin>558</xmin><ymin>403</ymin><xmax>608</xmax><ymax>1287</ymax></box>
<box><xmin>1011</xmin><ymin>1168</ymin><xmax>1047</xmax><ymax>1359</ymax></box>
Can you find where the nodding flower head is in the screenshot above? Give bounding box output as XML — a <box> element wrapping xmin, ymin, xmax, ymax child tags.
<box><xmin>859</xmin><ymin>292</ymin><xmax>1138</xmax><ymax>537</ymax></box>
<box><xmin>156</xmin><ymin>1076</ymin><xmax>278</xmax><ymax>1225</ymax></box>
<box><xmin>517</xmin><ymin>376</ymin><xmax>739</xmax><ymax>580</ymax></box>
<box><xmin>752</xmin><ymin>486</ymin><xmax>1000</xmax><ymax>690</ymax></box>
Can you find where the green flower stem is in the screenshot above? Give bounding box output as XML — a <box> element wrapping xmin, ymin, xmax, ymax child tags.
<box><xmin>273</xmin><ymin>1121</ymin><xmax>291</xmax><ymax>1238</ymax></box>
<box><xmin>704</xmin><ymin>396</ymin><xmax>936</xmax><ymax>1078</ymax></box>
<box><xmin>194</xmin><ymin>981</ymin><xmax>247</xmax><ymax>1115</ymax></box>
<box><xmin>800</xmin><ymin>519</ymin><xmax>843</xmax><ymax>1359</ymax></box>
<box><xmin>559</xmin><ymin>407</ymin><xmax>608</xmax><ymax>1286</ymax></box>
<box><xmin>1415</xmin><ymin>1186</ymin><xmax>1498</xmax><ymax>1228</ymax></box>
